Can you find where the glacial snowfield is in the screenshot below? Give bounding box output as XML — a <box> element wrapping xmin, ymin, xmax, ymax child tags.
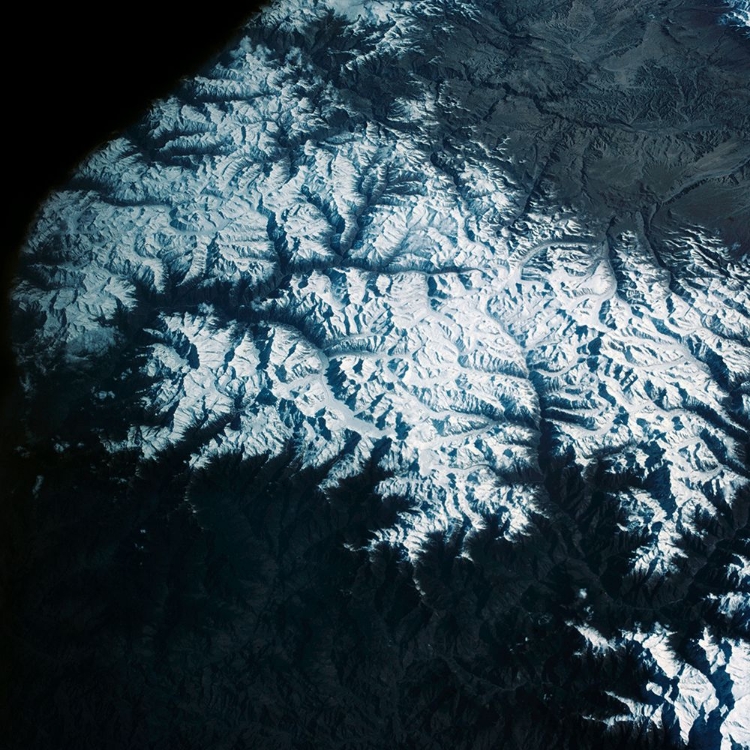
<box><xmin>725</xmin><ymin>0</ymin><xmax>750</xmax><ymax>30</ymax></box>
<box><xmin>8</xmin><ymin>1</ymin><xmax>750</xmax><ymax>748</ymax></box>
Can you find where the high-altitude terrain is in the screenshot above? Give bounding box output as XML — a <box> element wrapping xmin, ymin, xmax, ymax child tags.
<box><xmin>5</xmin><ymin>1</ymin><xmax>750</xmax><ymax>748</ymax></box>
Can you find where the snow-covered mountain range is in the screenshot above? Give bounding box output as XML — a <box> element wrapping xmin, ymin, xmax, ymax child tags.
<box><xmin>8</xmin><ymin>1</ymin><xmax>749</xmax><ymax>747</ymax></box>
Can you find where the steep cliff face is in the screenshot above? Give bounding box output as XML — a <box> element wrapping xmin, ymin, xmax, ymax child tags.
<box><xmin>6</xmin><ymin>2</ymin><xmax>749</xmax><ymax>748</ymax></box>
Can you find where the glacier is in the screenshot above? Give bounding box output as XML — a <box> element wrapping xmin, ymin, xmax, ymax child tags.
<box><xmin>5</xmin><ymin>1</ymin><xmax>750</xmax><ymax>748</ymax></box>
<box><xmin>725</xmin><ymin>0</ymin><xmax>750</xmax><ymax>31</ymax></box>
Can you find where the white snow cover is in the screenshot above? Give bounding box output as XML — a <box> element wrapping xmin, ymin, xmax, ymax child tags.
<box><xmin>11</xmin><ymin>0</ymin><xmax>749</xmax><ymax>744</ymax></box>
<box><xmin>725</xmin><ymin>0</ymin><xmax>750</xmax><ymax>31</ymax></box>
